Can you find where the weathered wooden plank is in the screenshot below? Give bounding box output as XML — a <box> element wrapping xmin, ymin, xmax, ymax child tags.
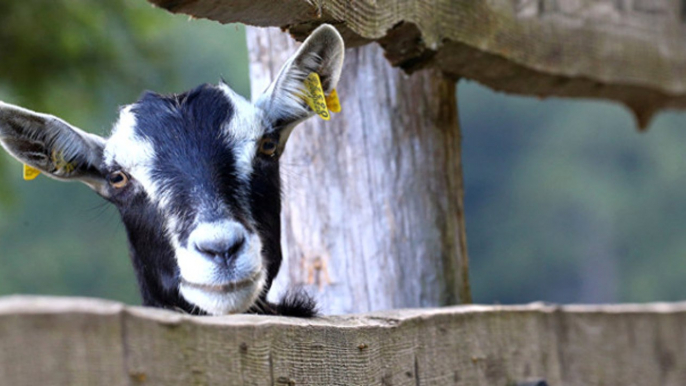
<box><xmin>0</xmin><ymin>297</ymin><xmax>129</xmax><ymax>386</ymax></box>
<box><xmin>0</xmin><ymin>296</ymin><xmax>685</xmax><ymax>385</ymax></box>
<box><xmin>148</xmin><ymin>0</ymin><xmax>686</xmax><ymax>128</ymax></box>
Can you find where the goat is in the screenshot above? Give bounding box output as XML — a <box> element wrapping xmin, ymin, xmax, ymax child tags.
<box><xmin>0</xmin><ymin>25</ymin><xmax>344</xmax><ymax>317</ymax></box>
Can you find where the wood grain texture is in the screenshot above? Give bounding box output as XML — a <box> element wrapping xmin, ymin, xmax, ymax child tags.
<box><xmin>248</xmin><ymin>27</ymin><xmax>471</xmax><ymax>314</ymax></box>
<box><xmin>148</xmin><ymin>0</ymin><xmax>686</xmax><ymax>128</ymax></box>
<box><xmin>1</xmin><ymin>296</ymin><xmax>685</xmax><ymax>385</ymax></box>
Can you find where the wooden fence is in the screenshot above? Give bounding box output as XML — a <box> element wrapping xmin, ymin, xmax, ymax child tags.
<box><xmin>0</xmin><ymin>296</ymin><xmax>684</xmax><ymax>385</ymax></box>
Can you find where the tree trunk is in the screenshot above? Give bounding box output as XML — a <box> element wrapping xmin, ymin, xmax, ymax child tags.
<box><xmin>247</xmin><ymin>27</ymin><xmax>471</xmax><ymax>314</ymax></box>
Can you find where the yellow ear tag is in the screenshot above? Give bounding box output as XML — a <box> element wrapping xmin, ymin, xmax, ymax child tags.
<box><xmin>303</xmin><ymin>72</ymin><xmax>330</xmax><ymax>121</ymax></box>
<box><xmin>23</xmin><ymin>164</ymin><xmax>41</xmax><ymax>181</ymax></box>
<box><xmin>325</xmin><ymin>89</ymin><xmax>341</xmax><ymax>113</ymax></box>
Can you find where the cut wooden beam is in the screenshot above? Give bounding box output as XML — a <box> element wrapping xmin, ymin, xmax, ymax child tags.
<box><xmin>1</xmin><ymin>296</ymin><xmax>685</xmax><ymax>385</ymax></box>
<box><xmin>148</xmin><ymin>0</ymin><xmax>686</xmax><ymax>128</ymax></box>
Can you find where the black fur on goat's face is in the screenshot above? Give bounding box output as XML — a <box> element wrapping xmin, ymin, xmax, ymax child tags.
<box><xmin>102</xmin><ymin>84</ymin><xmax>284</xmax><ymax>315</ymax></box>
<box><xmin>0</xmin><ymin>24</ymin><xmax>344</xmax><ymax>316</ymax></box>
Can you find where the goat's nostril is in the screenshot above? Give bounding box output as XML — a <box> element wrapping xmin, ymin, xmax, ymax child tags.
<box><xmin>195</xmin><ymin>234</ymin><xmax>247</xmax><ymax>263</ymax></box>
<box><xmin>227</xmin><ymin>236</ymin><xmax>246</xmax><ymax>257</ymax></box>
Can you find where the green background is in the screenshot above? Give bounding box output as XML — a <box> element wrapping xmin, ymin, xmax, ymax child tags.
<box><xmin>0</xmin><ymin>0</ymin><xmax>684</xmax><ymax>306</ymax></box>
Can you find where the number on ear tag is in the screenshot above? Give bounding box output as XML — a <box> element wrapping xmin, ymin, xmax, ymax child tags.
<box><xmin>303</xmin><ymin>73</ymin><xmax>330</xmax><ymax>121</ymax></box>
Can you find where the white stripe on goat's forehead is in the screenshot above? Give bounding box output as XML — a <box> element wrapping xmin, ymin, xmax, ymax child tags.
<box><xmin>219</xmin><ymin>83</ymin><xmax>260</xmax><ymax>188</ymax></box>
<box><xmin>104</xmin><ymin>105</ymin><xmax>161</xmax><ymax>201</ymax></box>
<box><xmin>105</xmin><ymin>105</ymin><xmax>153</xmax><ymax>169</ymax></box>
<box><xmin>219</xmin><ymin>82</ymin><xmax>263</xmax><ymax>140</ymax></box>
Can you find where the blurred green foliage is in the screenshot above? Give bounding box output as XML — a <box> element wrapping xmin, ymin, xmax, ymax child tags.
<box><xmin>0</xmin><ymin>0</ymin><xmax>683</xmax><ymax>307</ymax></box>
<box><xmin>460</xmin><ymin>83</ymin><xmax>686</xmax><ymax>304</ymax></box>
<box><xmin>0</xmin><ymin>0</ymin><xmax>164</xmax><ymax>111</ymax></box>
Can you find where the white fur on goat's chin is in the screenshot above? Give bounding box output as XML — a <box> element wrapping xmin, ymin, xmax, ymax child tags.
<box><xmin>179</xmin><ymin>267</ymin><xmax>267</xmax><ymax>315</ymax></box>
<box><xmin>179</xmin><ymin>269</ymin><xmax>266</xmax><ymax>315</ymax></box>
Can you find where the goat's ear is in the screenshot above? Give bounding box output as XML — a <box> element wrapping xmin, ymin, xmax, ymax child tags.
<box><xmin>255</xmin><ymin>24</ymin><xmax>345</xmax><ymax>149</ymax></box>
<box><xmin>0</xmin><ymin>101</ymin><xmax>107</xmax><ymax>193</ymax></box>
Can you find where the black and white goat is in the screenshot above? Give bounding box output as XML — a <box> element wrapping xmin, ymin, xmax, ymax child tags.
<box><xmin>0</xmin><ymin>25</ymin><xmax>344</xmax><ymax>317</ymax></box>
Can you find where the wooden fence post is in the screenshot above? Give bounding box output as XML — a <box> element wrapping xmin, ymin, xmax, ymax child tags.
<box><xmin>247</xmin><ymin>28</ymin><xmax>471</xmax><ymax>314</ymax></box>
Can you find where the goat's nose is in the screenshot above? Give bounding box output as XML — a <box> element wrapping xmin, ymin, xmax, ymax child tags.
<box><xmin>190</xmin><ymin>222</ymin><xmax>247</xmax><ymax>264</ymax></box>
<box><xmin>196</xmin><ymin>236</ymin><xmax>246</xmax><ymax>261</ymax></box>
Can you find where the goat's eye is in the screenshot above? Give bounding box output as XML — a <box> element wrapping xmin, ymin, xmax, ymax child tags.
<box><xmin>258</xmin><ymin>138</ymin><xmax>278</xmax><ymax>157</ymax></box>
<box><xmin>107</xmin><ymin>171</ymin><xmax>130</xmax><ymax>189</ymax></box>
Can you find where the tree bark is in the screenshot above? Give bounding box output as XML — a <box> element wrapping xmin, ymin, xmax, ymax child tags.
<box><xmin>247</xmin><ymin>27</ymin><xmax>471</xmax><ymax>314</ymax></box>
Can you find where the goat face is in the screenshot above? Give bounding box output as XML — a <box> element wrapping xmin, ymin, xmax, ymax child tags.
<box><xmin>107</xmin><ymin>85</ymin><xmax>281</xmax><ymax>315</ymax></box>
<box><xmin>0</xmin><ymin>25</ymin><xmax>344</xmax><ymax>316</ymax></box>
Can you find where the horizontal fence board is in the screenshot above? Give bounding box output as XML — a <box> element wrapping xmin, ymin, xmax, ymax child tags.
<box><xmin>148</xmin><ymin>0</ymin><xmax>686</xmax><ymax>127</ymax></box>
<box><xmin>0</xmin><ymin>296</ymin><xmax>684</xmax><ymax>385</ymax></box>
